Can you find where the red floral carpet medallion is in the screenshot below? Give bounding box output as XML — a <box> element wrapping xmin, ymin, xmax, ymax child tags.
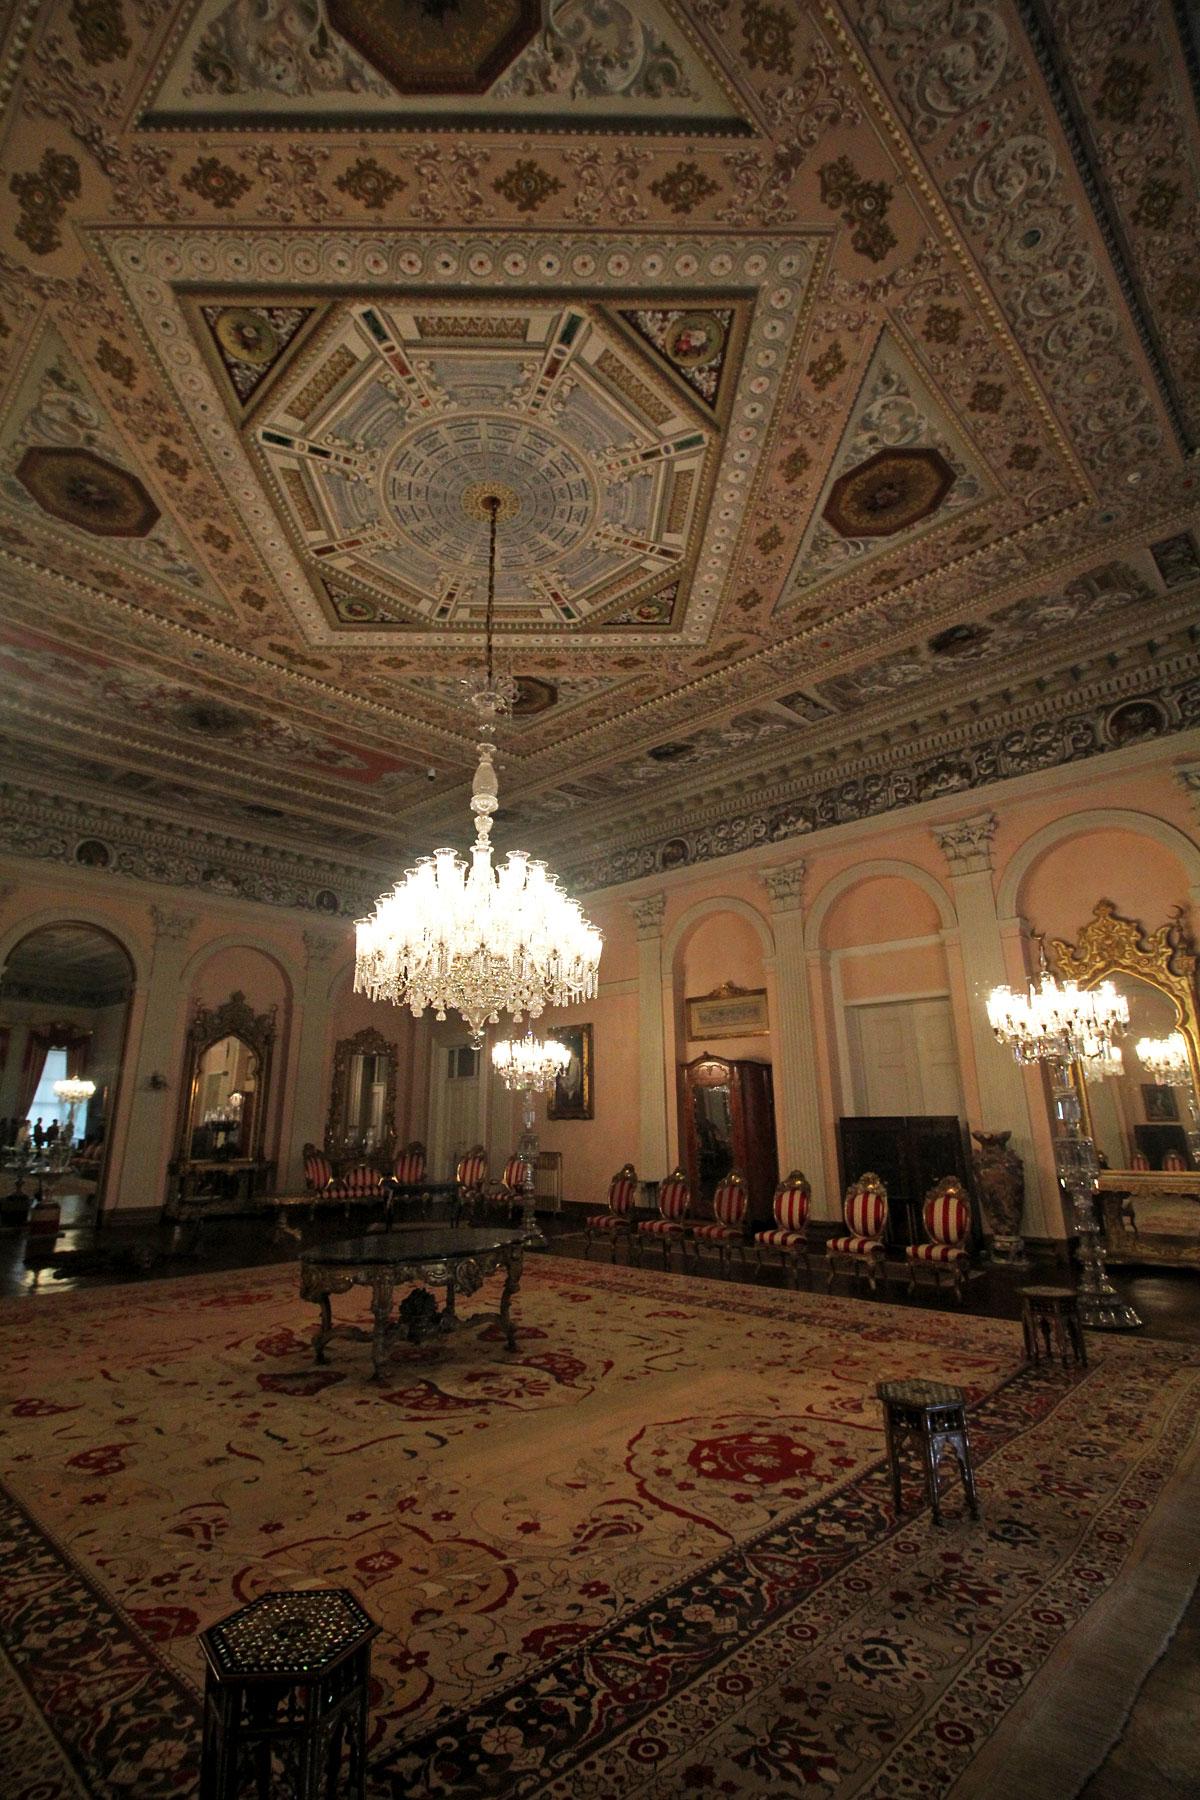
<box><xmin>1</xmin><ymin>1259</ymin><xmax>1198</xmax><ymax>1799</ymax></box>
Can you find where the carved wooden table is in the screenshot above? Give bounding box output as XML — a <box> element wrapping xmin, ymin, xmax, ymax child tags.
<box><xmin>876</xmin><ymin>1378</ymin><xmax>980</xmax><ymax>1527</ymax></box>
<box><xmin>300</xmin><ymin>1227</ymin><xmax>525</xmax><ymax>1380</ymax></box>
<box><xmin>1019</xmin><ymin>1285</ymin><xmax>1088</xmax><ymax>1368</ymax></box>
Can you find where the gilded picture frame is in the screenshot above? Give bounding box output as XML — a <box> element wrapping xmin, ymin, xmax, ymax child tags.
<box><xmin>686</xmin><ymin>982</ymin><xmax>769</xmax><ymax>1041</ymax></box>
<box><xmin>546</xmin><ymin>1023</ymin><xmax>593</xmax><ymax>1120</ymax></box>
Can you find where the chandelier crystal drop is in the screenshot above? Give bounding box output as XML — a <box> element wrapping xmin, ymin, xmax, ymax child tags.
<box><xmin>1078</xmin><ymin>1032</ymin><xmax>1124</xmax><ymax>1082</ymax></box>
<box><xmin>355</xmin><ymin>494</ymin><xmax>602</xmax><ymax>1045</ymax></box>
<box><xmin>1136</xmin><ymin>1031</ymin><xmax>1191</xmax><ymax>1082</ymax></box>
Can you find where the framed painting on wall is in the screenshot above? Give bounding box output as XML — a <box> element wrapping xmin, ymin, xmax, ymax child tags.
<box><xmin>1143</xmin><ymin>1083</ymin><xmax>1179</xmax><ymax>1122</ymax></box>
<box><xmin>686</xmin><ymin>982</ymin><xmax>769</xmax><ymax>1041</ymax></box>
<box><xmin>546</xmin><ymin>1023</ymin><xmax>593</xmax><ymax>1120</ymax></box>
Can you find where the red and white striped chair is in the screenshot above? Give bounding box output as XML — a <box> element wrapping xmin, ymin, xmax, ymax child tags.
<box><xmin>392</xmin><ymin>1141</ymin><xmax>426</xmax><ymax>1187</ymax></box>
<box><xmin>584</xmin><ymin>1162</ymin><xmax>639</xmax><ymax>1262</ymax></box>
<box><xmin>456</xmin><ymin>1145</ymin><xmax>489</xmax><ymax>1222</ymax></box>
<box><xmin>330</xmin><ymin>1162</ymin><xmax>383</xmax><ymax>1219</ymax></box>
<box><xmin>826</xmin><ymin>1171</ymin><xmax>889</xmax><ymax>1292</ymax></box>
<box><xmin>636</xmin><ymin>1166</ymin><xmax>693</xmax><ymax>1268</ymax></box>
<box><xmin>1162</xmin><ymin>1150</ymin><xmax>1188</xmax><ymax>1172</ymax></box>
<box><xmin>303</xmin><ymin>1144</ymin><xmax>334</xmax><ymax>1195</ymax></box>
<box><xmin>1130</xmin><ymin>1150</ymin><xmax>1150</xmax><ymax>1171</ymax></box>
<box><xmin>481</xmin><ymin>1153</ymin><xmax>531</xmax><ymax>1223</ymax></box>
<box><xmin>906</xmin><ymin>1176</ymin><xmax>972</xmax><ymax>1301</ymax></box>
<box><xmin>753</xmin><ymin>1169</ymin><xmax>812</xmax><ymax>1286</ymax></box>
<box><xmin>692</xmin><ymin>1170</ymin><xmax>749</xmax><ymax>1277</ymax></box>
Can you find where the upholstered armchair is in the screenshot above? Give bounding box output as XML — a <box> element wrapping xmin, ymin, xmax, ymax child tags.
<box><xmin>636</xmin><ymin>1166</ymin><xmax>693</xmax><ymax>1269</ymax></box>
<box><xmin>753</xmin><ymin>1169</ymin><xmax>812</xmax><ymax>1286</ymax></box>
<box><xmin>905</xmin><ymin>1175</ymin><xmax>972</xmax><ymax>1301</ymax></box>
<box><xmin>330</xmin><ymin>1163</ymin><xmax>382</xmax><ymax>1217</ymax></box>
<box><xmin>584</xmin><ymin>1162</ymin><xmax>639</xmax><ymax>1262</ymax></box>
<box><xmin>826</xmin><ymin>1171</ymin><xmax>889</xmax><ymax>1291</ymax></box>
<box><xmin>691</xmin><ymin>1170</ymin><xmax>750</xmax><ymax>1277</ymax></box>
<box><xmin>480</xmin><ymin>1153</ymin><xmax>530</xmax><ymax>1224</ymax></box>
<box><xmin>455</xmin><ymin>1145</ymin><xmax>489</xmax><ymax>1223</ymax></box>
<box><xmin>391</xmin><ymin>1141</ymin><xmax>426</xmax><ymax>1187</ymax></box>
<box><xmin>303</xmin><ymin>1144</ymin><xmax>334</xmax><ymax>1194</ymax></box>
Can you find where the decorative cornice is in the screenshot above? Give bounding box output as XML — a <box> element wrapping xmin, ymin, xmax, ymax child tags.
<box><xmin>628</xmin><ymin>892</ymin><xmax>667</xmax><ymax>938</ymax></box>
<box><xmin>933</xmin><ymin>811</ymin><xmax>998</xmax><ymax>878</ymax></box>
<box><xmin>761</xmin><ymin>862</ymin><xmax>806</xmax><ymax>914</ymax></box>
<box><xmin>564</xmin><ymin>655</ymin><xmax>1200</xmax><ymax>892</ymax></box>
<box><xmin>0</xmin><ymin>781</ymin><xmax>382</xmax><ymax>917</ymax></box>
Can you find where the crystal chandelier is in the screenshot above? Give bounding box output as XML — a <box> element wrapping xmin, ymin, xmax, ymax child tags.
<box><xmin>52</xmin><ymin>1077</ymin><xmax>95</xmax><ymax>1151</ymax></box>
<box><xmin>492</xmin><ymin>1031</ymin><xmax>571</xmax><ymax>1092</ymax></box>
<box><xmin>1136</xmin><ymin>1031</ymin><xmax>1191</xmax><ymax>1082</ymax></box>
<box><xmin>986</xmin><ymin>967</ymin><xmax>1128</xmax><ymax>1065</ymax></box>
<box><xmin>987</xmin><ymin>940</ymin><xmax>1138</xmax><ymax>1331</ymax></box>
<box><xmin>355</xmin><ymin>493</ymin><xmax>602</xmax><ymax>1044</ymax></box>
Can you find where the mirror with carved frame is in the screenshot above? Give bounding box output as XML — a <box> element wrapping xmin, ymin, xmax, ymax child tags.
<box><xmin>1051</xmin><ymin>901</ymin><xmax>1200</xmax><ymax>1266</ymax></box>
<box><xmin>176</xmin><ymin>991</ymin><xmax>276</xmax><ymax>1166</ymax></box>
<box><xmin>326</xmin><ymin>1027</ymin><xmax>398</xmax><ymax>1159</ymax></box>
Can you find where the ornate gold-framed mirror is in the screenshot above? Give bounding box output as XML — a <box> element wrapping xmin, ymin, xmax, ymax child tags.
<box><xmin>326</xmin><ymin>1027</ymin><xmax>397</xmax><ymax>1157</ymax></box>
<box><xmin>1051</xmin><ymin>902</ymin><xmax>1200</xmax><ymax>1265</ymax></box>
<box><xmin>176</xmin><ymin>990</ymin><xmax>276</xmax><ymax>1167</ymax></box>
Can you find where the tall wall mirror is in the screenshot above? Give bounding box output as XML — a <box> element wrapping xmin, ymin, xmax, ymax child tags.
<box><xmin>1052</xmin><ymin>902</ymin><xmax>1200</xmax><ymax>1268</ymax></box>
<box><xmin>173</xmin><ymin>992</ymin><xmax>276</xmax><ymax>1208</ymax></box>
<box><xmin>326</xmin><ymin>1028</ymin><xmax>397</xmax><ymax>1161</ymax></box>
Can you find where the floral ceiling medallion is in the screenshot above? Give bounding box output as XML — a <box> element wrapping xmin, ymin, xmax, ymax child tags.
<box><xmin>16</xmin><ymin>447</ymin><xmax>160</xmax><ymax>538</ymax></box>
<box><xmin>823</xmin><ymin>447</ymin><xmax>955</xmax><ymax>539</ymax></box>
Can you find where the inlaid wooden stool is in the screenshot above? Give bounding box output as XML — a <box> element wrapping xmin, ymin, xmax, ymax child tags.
<box><xmin>1020</xmin><ymin>1285</ymin><xmax>1088</xmax><ymax>1368</ymax></box>
<box><xmin>199</xmin><ymin>1588</ymin><xmax>379</xmax><ymax>1800</ymax></box>
<box><xmin>876</xmin><ymin>1378</ymin><xmax>980</xmax><ymax>1527</ymax></box>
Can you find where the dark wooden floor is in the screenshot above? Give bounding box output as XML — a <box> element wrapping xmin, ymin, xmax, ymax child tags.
<box><xmin>3</xmin><ymin>1191</ymin><xmax>1198</xmax><ymax>1794</ymax></box>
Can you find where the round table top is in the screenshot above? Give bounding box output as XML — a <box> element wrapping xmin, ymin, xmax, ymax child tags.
<box><xmin>301</xmin><ymin>1226</ymin><xmax>525</xmax><ymax>1268</ymax></box>
<box><xmin>1018</xmin><ymin>1285</ymin><xmax>1078</xmax><ymax>1301</ymax></box>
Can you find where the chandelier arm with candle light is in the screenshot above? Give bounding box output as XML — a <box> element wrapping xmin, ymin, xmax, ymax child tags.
<box><xmin>987</xmin><ymin>941</ymin><xmax>1139</xmax><ymax>1331</ymax></box>
<box><xmin>355</xmin><ymin>495</ymin><xmax>602</xmax><ymax>1045</ymax></box>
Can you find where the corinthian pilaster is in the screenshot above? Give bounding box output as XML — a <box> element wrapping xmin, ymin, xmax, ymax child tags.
<box><xmin>627</xmin><ymin>891</ymin><xmax>669</xmax><ymax>1179</ymax></box>
<box><xmin>759</xmin><ymin>862</ymin><xmax>826</xmax><ymax>1212</ymax></box>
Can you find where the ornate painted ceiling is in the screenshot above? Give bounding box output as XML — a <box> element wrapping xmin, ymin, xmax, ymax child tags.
<box><xmin>0</xmin><ymin>0</ymin><xmax>1198</xmax><ymax>913</ymax></box>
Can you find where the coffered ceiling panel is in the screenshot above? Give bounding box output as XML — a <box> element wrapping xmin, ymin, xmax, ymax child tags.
<box><xmin>0</xmin><ymin>0</ymin><xmax>1196</xmax><ymax>907</ymax></box>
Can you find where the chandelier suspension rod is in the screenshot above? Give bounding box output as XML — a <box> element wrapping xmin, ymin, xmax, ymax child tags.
<box><xmin>484</xmin><ymin>492</ymin><xmax>499</xmax><ymax>688</ymax></box>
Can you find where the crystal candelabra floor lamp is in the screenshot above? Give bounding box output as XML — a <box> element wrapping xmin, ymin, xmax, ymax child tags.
<box><xmin>987</xmin><ymin>949</ymin><xmax>1141</xmax><ymax>1331</ymax></box>
<box><xmin>491</xmin><ymin>1030</ymin><xmax>570</xmax><ymax>1239</ymax></box>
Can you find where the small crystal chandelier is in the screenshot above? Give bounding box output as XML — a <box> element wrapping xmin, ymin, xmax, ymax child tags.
<box><xmin>355</xmin><ymin>492</ymin><xmax>602</xmax><ymax>1044</ymax></box>
<box><xmin>492</xmin><ymin>1030</ymin><xmax>571</xmax><ymax>1092</ymax></box>
<box><xmin>1136</xmin><ymin>1032</ymin><xmax>1191</xmax><ymax>1083</ymax></box>
<box><xmin>52</xmin><ymin>1077</ymin><xmax>95</xmax><ymax>1147</ymax></box>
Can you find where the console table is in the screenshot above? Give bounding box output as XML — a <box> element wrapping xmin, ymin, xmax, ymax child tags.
<box><xmin>300</xmin><ymin>1227</ymin><xmax>525</xmax><ymax>1380</ymax></box>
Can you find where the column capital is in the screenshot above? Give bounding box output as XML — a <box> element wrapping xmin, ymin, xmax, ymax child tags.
<box><xmin>149</xmin><ymin>904</ymin><xmax>196</xmax><ymax>945</ymax></box>
<box><xmin>760</xmin><ymin>860</ymin><xmax>806</xmax><ymax>914</ymax></box>
<box><xmin>628</xmin><ymin>891</ymin><xmax>667</xmax><ymax>938</ymax></box>
<box><xmin>933</xmin><ymin>810</ymin><xmax>997</xmax><ymax>877</ymax></box>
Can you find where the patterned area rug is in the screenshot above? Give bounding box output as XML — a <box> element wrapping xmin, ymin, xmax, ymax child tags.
<box><xmin>1</xmin><ymin>1258</ymin><xmax>1198</xmax><ymax>1799</ymax></box>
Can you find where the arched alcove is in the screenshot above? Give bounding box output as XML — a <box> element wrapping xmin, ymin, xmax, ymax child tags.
<box><xmin>0</xmin><ymin>921</ymin><xmax>137</xmax><ymax>1215</ymax></box>
<box><xmin>996</xmin><ymin>808</ymin><xmax>1200</xmax><ymax>925</ymax></box>
<box><xmin>815</xmin><ymin>868</ymin><xmax>964</xmax><ymax>1123</ymax></box>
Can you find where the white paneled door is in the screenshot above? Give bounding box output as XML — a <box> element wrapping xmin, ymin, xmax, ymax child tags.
<box><xmin>845</xmin><ymin>997</ymin><xmax>965</xmax><ymax>1119</ymax></box>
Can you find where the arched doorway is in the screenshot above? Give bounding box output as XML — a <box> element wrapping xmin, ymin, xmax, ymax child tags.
<box><xmin>0</xmin><ymin>923</ymin><xmax>135</xmax><ymax>1220</ymax></box>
